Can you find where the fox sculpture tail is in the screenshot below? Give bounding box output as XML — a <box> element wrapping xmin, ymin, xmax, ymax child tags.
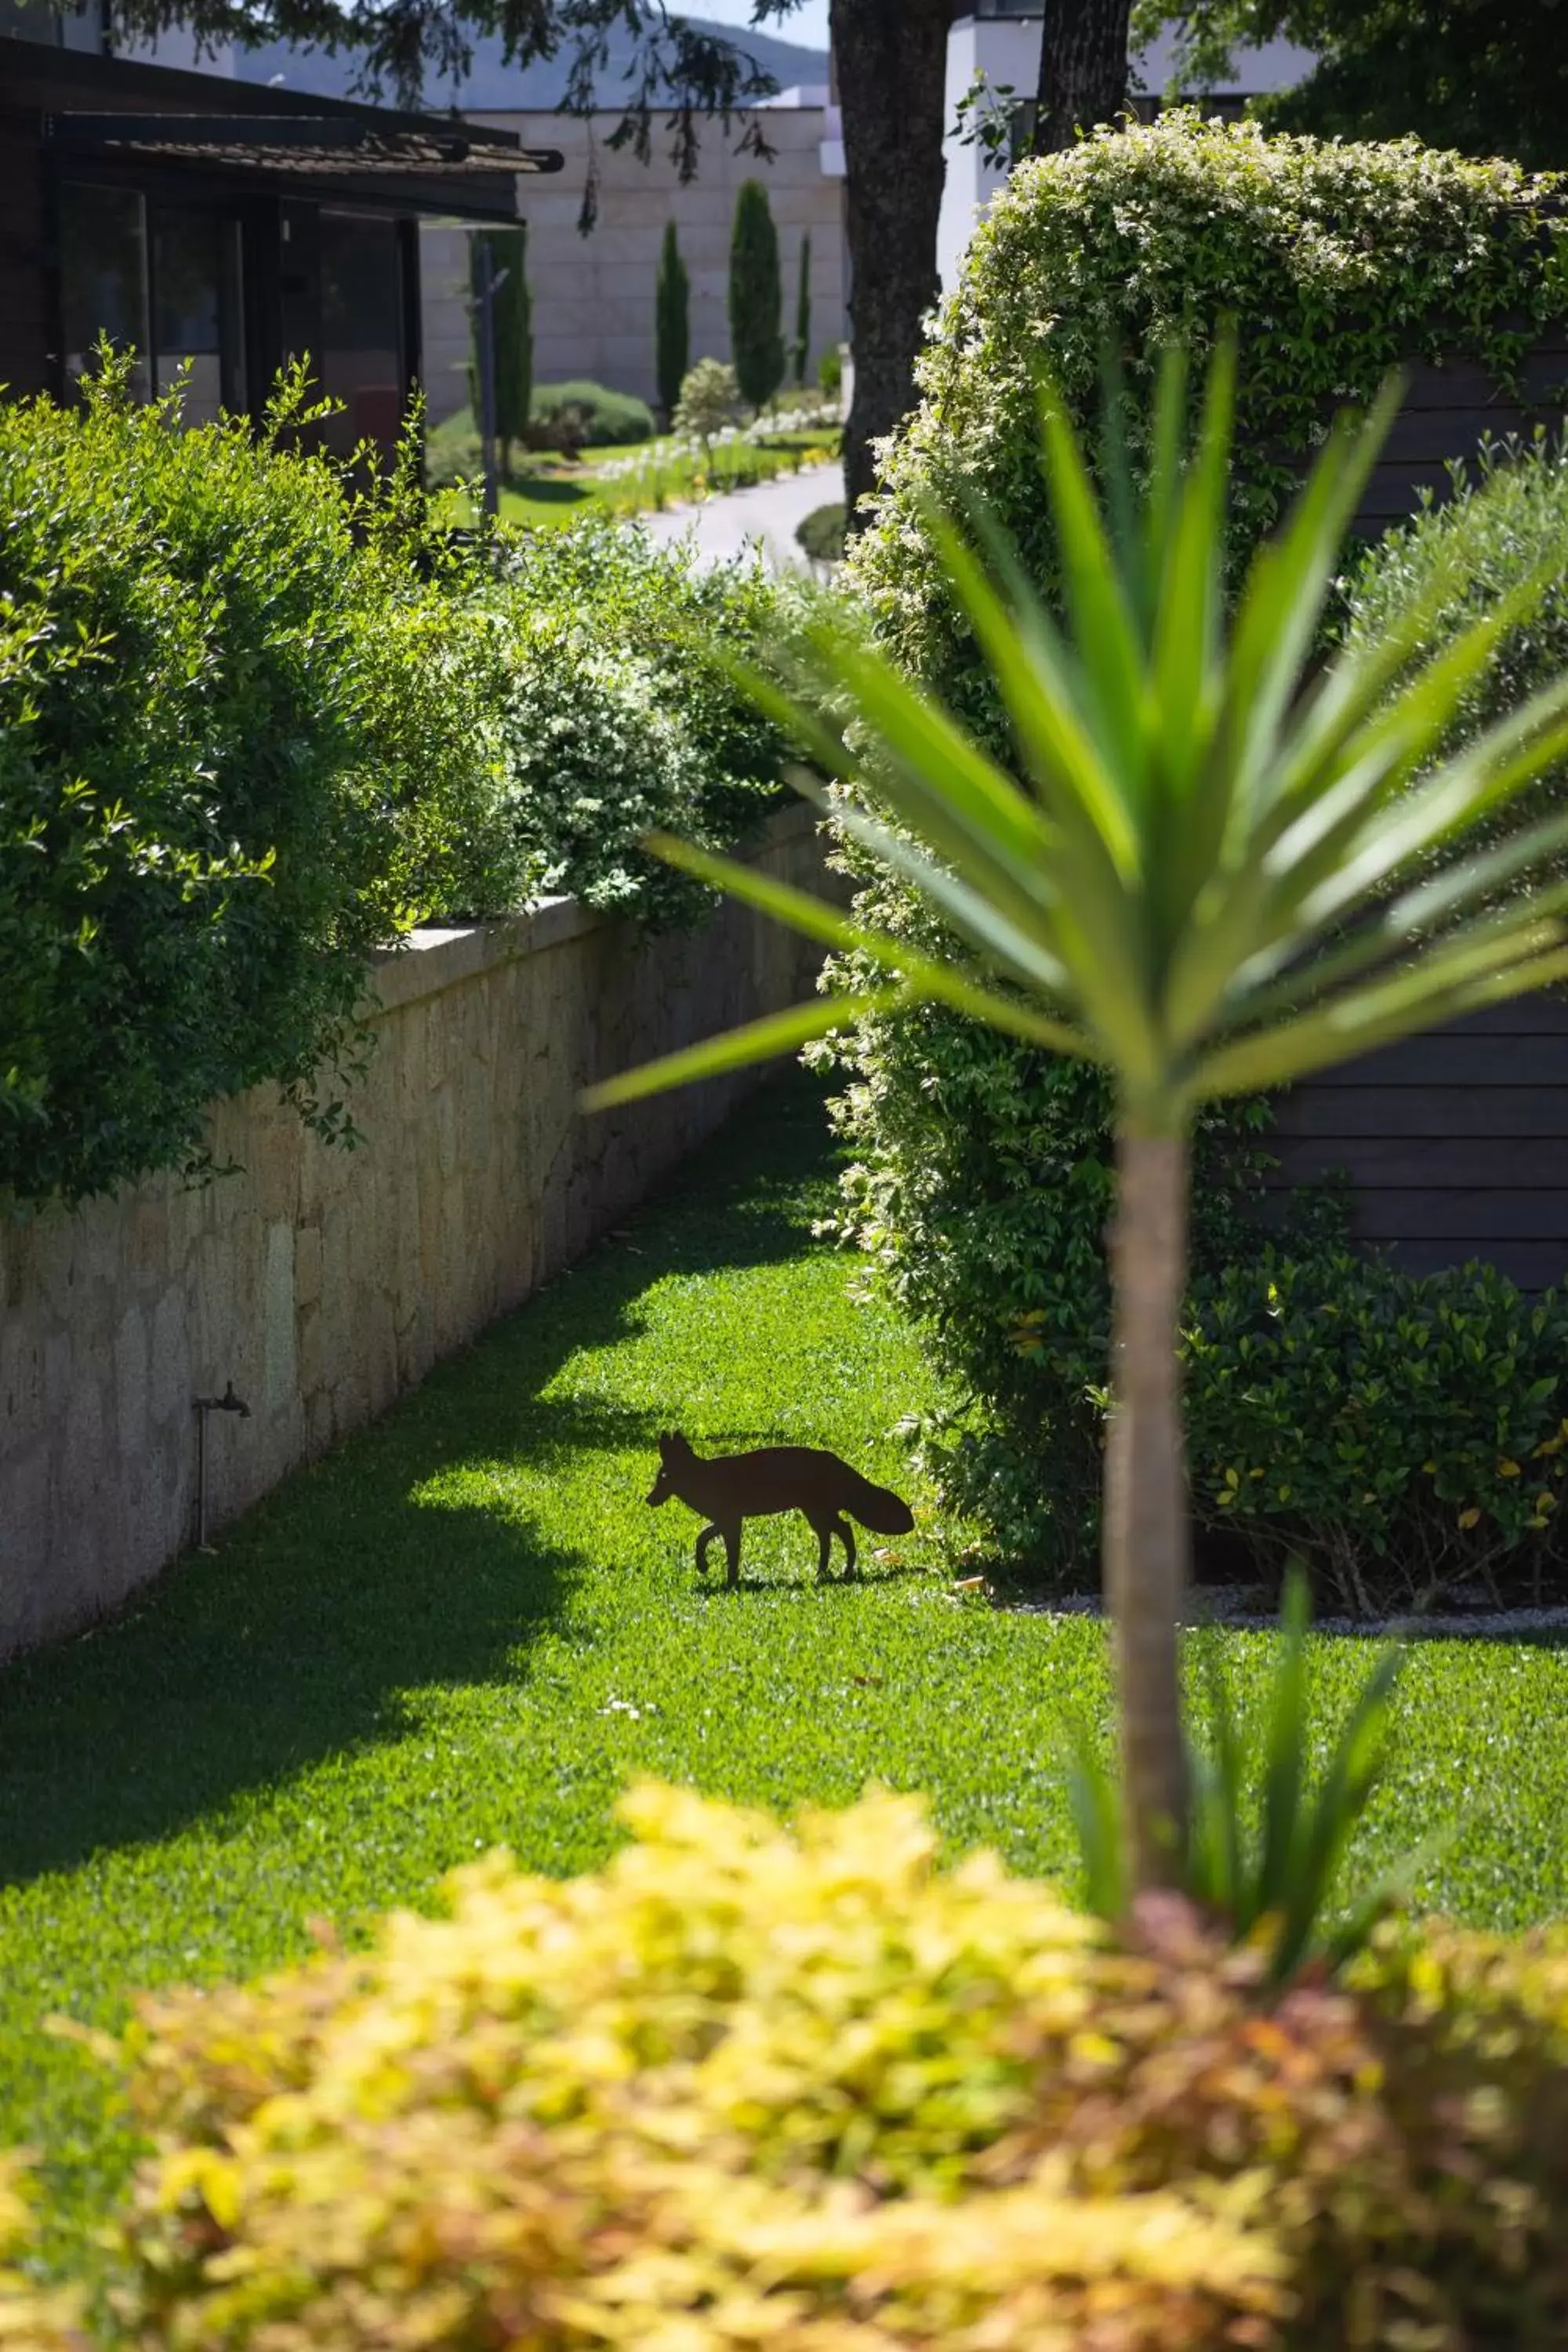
<box><xmin>837</xmin><ymin>1470</ymin><xmax>916</xmax><ymax>1535</ymax></box>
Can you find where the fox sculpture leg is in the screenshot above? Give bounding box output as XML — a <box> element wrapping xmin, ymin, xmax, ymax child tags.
<box><xmin>811</xmin><ymin>1515</ymin><xmax>856</xmax><ymax>1580</ymax></box>
<box><xmin>695</xmin><ymin>1521</ymin><xmax>742</xmax><ymax>1585</ymax></box>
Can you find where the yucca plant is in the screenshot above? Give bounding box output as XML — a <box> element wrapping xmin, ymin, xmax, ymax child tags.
<box><xmin>1070</xmin><ymin>1568</ymin><xmax>1417</xmax><ymax>1972</ymax></box>
<box><xmin>589</xmin><ymin>339</ymin><xmax>1568</xmax><ymax>1896</ymax></box>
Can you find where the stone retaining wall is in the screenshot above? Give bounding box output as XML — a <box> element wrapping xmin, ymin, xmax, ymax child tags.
<box><xmin>0</xmin><ymin>808</ymin><xmax>826</xmax><ymax>1657</ymax></box>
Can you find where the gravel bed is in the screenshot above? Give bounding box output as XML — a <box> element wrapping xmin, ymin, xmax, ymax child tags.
<box><xmin>1001</xmin><ymin>1585</ymin><xmax>1568</xmax><ymax>1639</ymax></box>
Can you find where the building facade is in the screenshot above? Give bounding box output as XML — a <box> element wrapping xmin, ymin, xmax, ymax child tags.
<box><xmin>419</xmin><ymin>96</ymin><xmax>846</xmax><ymax>423</ymax></box>
<box><xmin>0</xmin><ymin>25</ymin><xmax>557</xmax><ymax>456</ymax></box>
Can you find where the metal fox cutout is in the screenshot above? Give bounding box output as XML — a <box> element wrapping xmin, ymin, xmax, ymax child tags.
<box><xmin>645</xmin><ymin>1430</ymin><xmax>915</xmax><ymax>1585</ymax></box>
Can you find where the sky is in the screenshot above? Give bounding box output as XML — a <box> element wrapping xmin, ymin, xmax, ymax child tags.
<box><xmin>695</xmin><ymin>1</ymin><xmax>831</xmax><ymax>57</ymax></box>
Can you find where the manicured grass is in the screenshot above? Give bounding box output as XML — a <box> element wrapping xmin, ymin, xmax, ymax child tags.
<box><xmin>2</xmin><ymin>1070</ymin><xmax>1567</xmax><ymax>2280</ymax></box>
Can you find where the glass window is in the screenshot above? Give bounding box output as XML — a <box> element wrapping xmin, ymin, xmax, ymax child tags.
<box><xmin>151</xmin><ymin>205</ymin><xmax>245</xmax><ymax>424</ymax></box>
<box><xmin>59</xmin><ymin>182</ymin><xmax>150</xmax><ymax>400</ymax></box>
<box><xmin>318</xmin><ymin>212</ymin><xmax>405</xmax><ymax>454</ymax></box>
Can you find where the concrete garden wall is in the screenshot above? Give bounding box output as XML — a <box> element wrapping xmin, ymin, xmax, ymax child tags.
<box><xmin>0</xmin><ymin>808</ymin><xmax>826</xmax><ymax>1658</ymax></box>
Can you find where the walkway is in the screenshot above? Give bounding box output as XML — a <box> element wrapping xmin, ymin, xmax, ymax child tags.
<box><xmin>636</xmin><ymin>459</ymin><xmax>840</xmax><ymax>572</ymax></box>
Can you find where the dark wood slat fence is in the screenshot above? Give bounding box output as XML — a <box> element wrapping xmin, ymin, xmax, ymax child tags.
<box><xmin>1249</xmin><ymin>321</ymin><xmax>1568</xmax><ymax>1287</ymax></box>
<box><xmin>1266</xmin><ymin>997</ymin><xmax>1568</xmax><ymax>1289</ymax></box>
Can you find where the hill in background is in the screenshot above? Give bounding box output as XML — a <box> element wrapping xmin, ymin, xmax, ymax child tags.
<box><xmin>232</xmin><ymin>14</ymin><xmax>829</xmax><ymax>108</ymax></box>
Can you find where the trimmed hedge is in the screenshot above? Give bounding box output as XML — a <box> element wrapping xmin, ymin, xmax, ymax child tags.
<box><xmin>532</xmin><ymin>379</ymin><xmax>657</xmax><ymax>447</ymax></box>
<box><xmin>850</xmin><ymin>112</ymin><xmax>1568</xmax><ymax>747</ymax></box>
<box><xmin>0</xmin><ymin>365</ymin><xmax>520</xmax><ymax>1209</ymax></box>
<box><xmin>43</xmin><ymin>1782</ymin><xmax>1568</xmax><ymax>2350</ymax></box>
<box><xmin>819</xmin><ymin>122</ymin><xmax>1568</xmax><ymax>1607</ymax></box>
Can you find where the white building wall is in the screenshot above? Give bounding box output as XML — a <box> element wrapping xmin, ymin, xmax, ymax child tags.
<box><xmin>422</xmin><ymin>106</ymin><xmax>847</xmax><ymax>423</ymax></box>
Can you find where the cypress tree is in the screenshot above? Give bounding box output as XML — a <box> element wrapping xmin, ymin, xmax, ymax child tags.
<box><xmin>654</xmin><ymin>222</ymin><xmax>690</xmax><ymax>420</ymax></box>
<box><xmin>470</xmin><ymin>224</ymin><xmax>532</xmax><ymax>476</ymax></box>
<box><xmin>728</xmin><ymin>178</ymin><xmax>785</xmax><ymax>412</ymax></box>
<box><xmin>792</xmin><ymin>231</ymin><xmax>812</xmax><ymax>386</ymax></box>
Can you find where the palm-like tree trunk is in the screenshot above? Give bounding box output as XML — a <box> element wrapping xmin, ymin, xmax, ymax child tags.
<box><xmin>1103</xmin><ymin>1122</ymin><xmax>1191</xmax><ymax>1891</ymax></box>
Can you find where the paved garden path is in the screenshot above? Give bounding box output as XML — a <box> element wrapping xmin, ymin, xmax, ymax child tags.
<box><xmin>636</xmin><ymin>458</ymin><xmax>840</xmax><ymax>572</ymax></box>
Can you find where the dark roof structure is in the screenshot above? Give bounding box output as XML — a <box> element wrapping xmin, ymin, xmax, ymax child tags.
<box><xmin>43</xmin><ymin>109</ymin><xmax>561</xmax><ymax>183</ymax></box>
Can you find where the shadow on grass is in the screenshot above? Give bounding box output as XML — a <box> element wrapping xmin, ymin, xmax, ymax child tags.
<box><xmin>0</xmin><ymin>1071</ymin><xmax>842</xmax><ymax>1889</ymax></box>
<box><xmin>506</xmin><ymin>474</ymin><xmax>596</xmax><ymax>508</ymax></box>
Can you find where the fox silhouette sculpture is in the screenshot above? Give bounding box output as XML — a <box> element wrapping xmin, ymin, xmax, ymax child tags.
<box><xmin>645</xmin><ymin>1431</ymin><xmax>915</xmax><ymax>1584</ymax></box>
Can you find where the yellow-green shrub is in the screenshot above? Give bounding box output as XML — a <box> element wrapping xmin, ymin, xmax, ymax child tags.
<box><xmin>100</xmin><ymin>1784</ymin><xmax>1568</xmax><ymax>2349</ymax></box>
<box><xmin>0</xmin><ymin>2156</ymin><xmax>84</xmax><ymax>2350</ymax></box>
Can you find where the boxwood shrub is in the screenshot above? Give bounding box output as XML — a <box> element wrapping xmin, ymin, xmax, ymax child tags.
<box><xmin>53</xmin><ymin>1781</ymin><xmax>1568</xmax><ymax>2350</ymax></box>
<box><xmin>817</xmin><ymin>122</ymin><xmax>1568</xmax><ymax>1609</ymax></box>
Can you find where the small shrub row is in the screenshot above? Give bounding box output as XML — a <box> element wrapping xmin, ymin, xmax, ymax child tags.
<box><xmin>24</xmin><ymin>1780</ymin><xmax>1568</xmax><ymax>2350</ymax></box>
<box><xmin>425</xmin><ymin>383</ymin><xmax>657</xmax><ymax>486</ymax></box>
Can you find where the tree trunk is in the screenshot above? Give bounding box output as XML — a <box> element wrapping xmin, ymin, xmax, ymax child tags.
<box><xmin>830</xmin><ymin>0</ymin><xmax>956</xmax><ymax>528</ymax></box>
<box><xmin>1103</xmin><ymin>1121</ymin><xmax>1191</xmax><ymax>1893</ymax></box>
<box><xmin>1032</xmin><ymin>0</ymin><xmax>1134</xmax><ymax>155</ymax></box>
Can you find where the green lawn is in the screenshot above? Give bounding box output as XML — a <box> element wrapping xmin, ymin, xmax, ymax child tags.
<box><xmin>435</xmin><ymin>430</ymin><xmax>840</xmax><ymax>531</ymax></box>
<box><xmin>3</xmin><ymin>1071</ymin><xmax>1568</xmax><ymax>2278</ymax></box>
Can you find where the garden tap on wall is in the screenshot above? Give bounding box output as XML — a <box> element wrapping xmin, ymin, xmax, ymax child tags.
<box><xmin>192</xmin><ymin>1383</ymin><xmax>252</xmax><ymax>1552</ymax></box>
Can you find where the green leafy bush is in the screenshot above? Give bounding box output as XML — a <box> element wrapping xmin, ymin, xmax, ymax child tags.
<box><xmin>1185</xmin><ymin>1247</ymin><xmax>1568</xmax><ymax>1610</ymax></box>
<box><xmin>795</xmin><ymin>499</ymin><xmax>846</xmax><ymax>564</ymax></box>
<box><xmin>476</xmin><ymin>521</ymin><xmax>802</xmax><ymax>923</ymax></box>
<box><xmin>422</xmin><ymin>411</ymin><xmax>485</xmax><ymax>490</ymax></box>
<box><xmin>1343</xmin><ymin>429</ymin><xmax>1568</xmax><ymax>870</ymax></box>
<box><xmin>89</xmin><ymin>1780</ymin><xmax>1568</xmax><ymax>2350</ymax></box>
<box><xmin>674</xmin><ymin>358</ymin><xmax>742</xmax><ymax>452</ymax></box>
<box><xmin>484</xmin><ymin>609</ymin><xmax>718</xmax><ymax>927</ymax></box>
<box><xmin>0</xmin><ymin>365</ymin><xmax>802</xmax><ymax>1206</ymax></box>
<box><xmin>0</xmin><ymin>365</ymin><xmax>515</xmax><ymax>1208</ymax></box>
